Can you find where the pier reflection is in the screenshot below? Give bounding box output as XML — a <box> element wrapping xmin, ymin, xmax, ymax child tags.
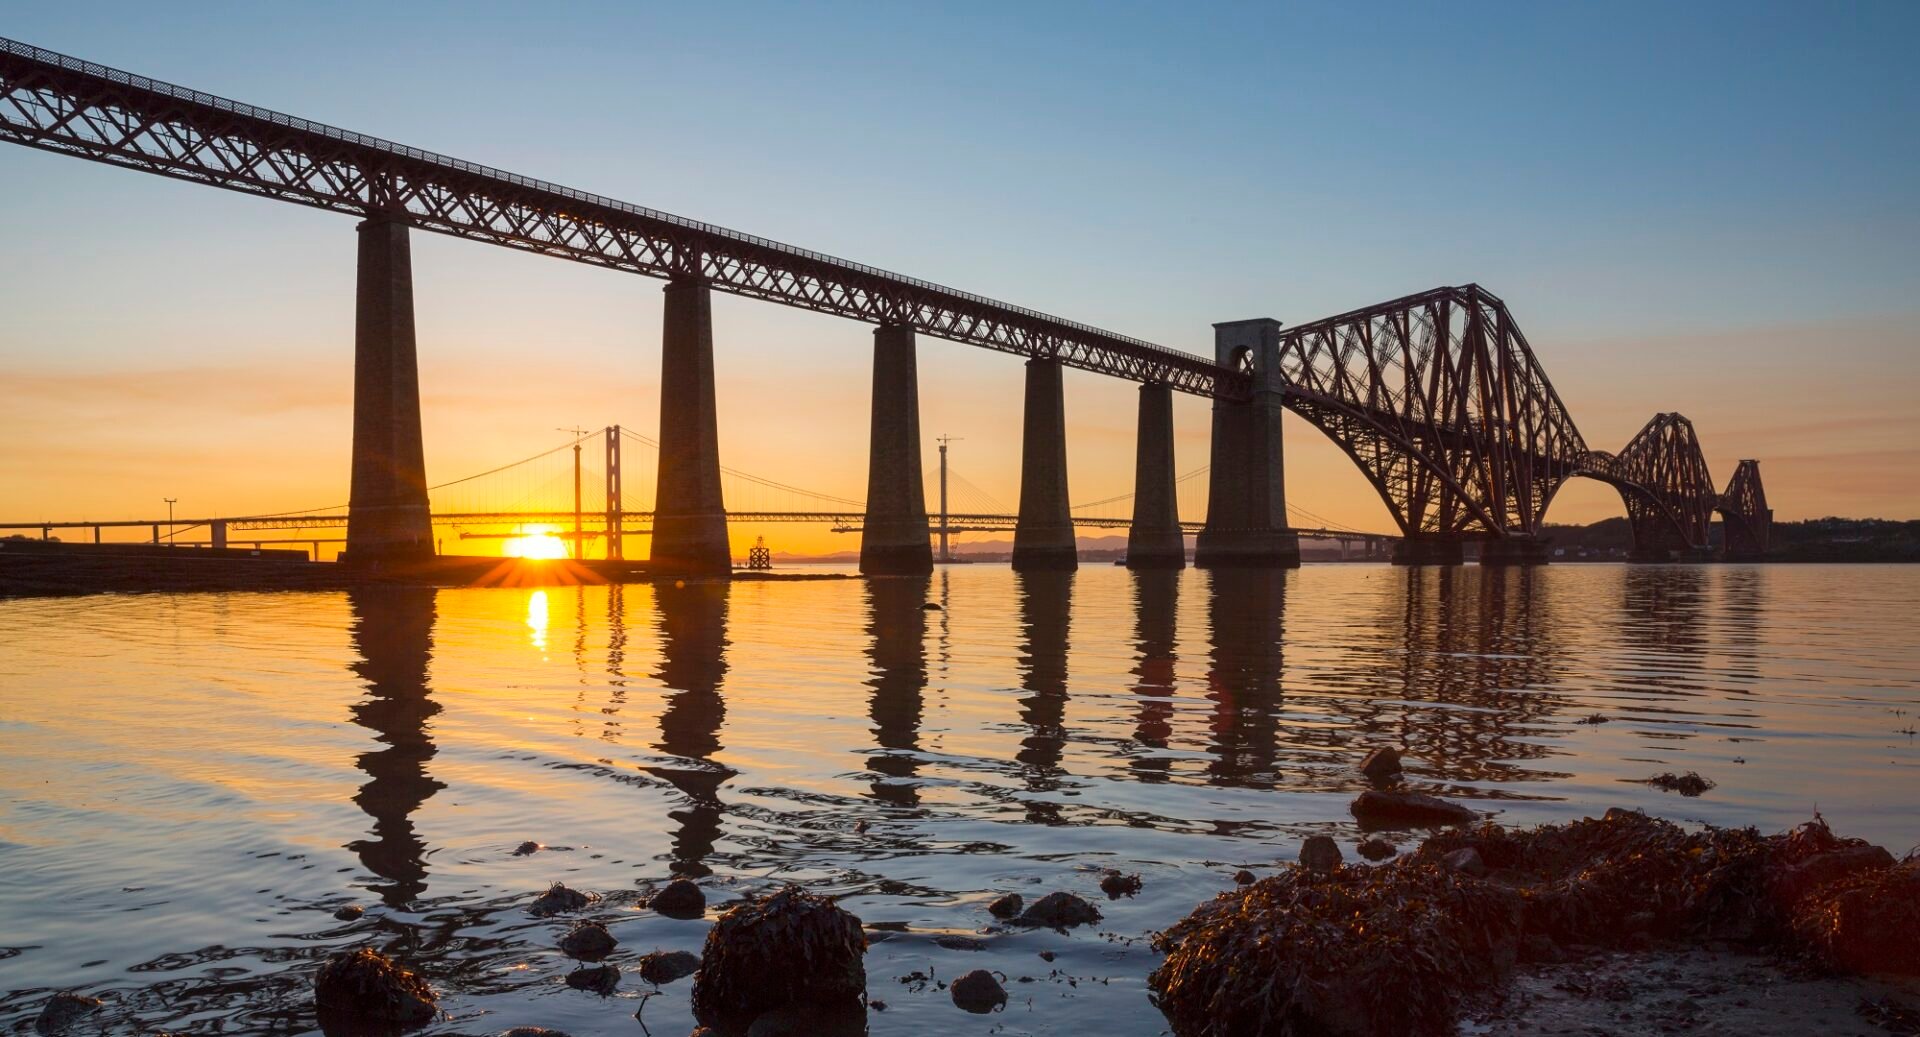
<box><xmin>1015</xmin><ymin>571</ymin><xmax>1074</xmax><ymax>823</ymax></box>
<box><xmin>646</xmin><ymin>581</ymin><xmax>733</xmax><ymax>877</ymax></box>
<box><xmin>1203</xmin><ymin>570</ymin><xmax>1286</xmax><ymax>787</ymax></box>
<box><xmin>864</xmin><ymin>576</ymin><xmax>932</xmax><ymax>807</ymax></box>
<box><xmin>1128</xmin><ymin>569</ymin><xmax>1180</xmax><ymax>783</ymax></box>
<box><xmin>344</xmin><ymin>586</ymin><xmax>443</xmax><ymax>909</ymax></box>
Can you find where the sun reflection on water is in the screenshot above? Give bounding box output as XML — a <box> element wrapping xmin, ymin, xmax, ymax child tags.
<box><xmin>526</xmin><ymin>590</ymin><xmax>550</xmax><ymax>653</ymax></box>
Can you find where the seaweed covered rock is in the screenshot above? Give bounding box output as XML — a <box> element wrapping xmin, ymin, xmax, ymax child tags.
<box><xmin>1299</xmin><ymin>835</ymin><xmax>1342</xmax><ymax>873</ymax></box>
<box><xmin>558</xmin><ymin>921</ymin><xmax>617</xmax><ymax>961</ymax></box>
<box><xmin>1790</xmin><ymin>858</ymin><xmax>1920</xmax><ymax>976</ymax></box>
<box><xmin>987</xmin><ymin>892</ymin><xmax>1024</xmax><ymax>919</ymax></box>
<box><xmin>1359</xmin><ymin>746</ymin><xmax>1404</xmax><ymax>780</ymax></box>
<box><xmin>950</xmin><ymin>969</ymin><xmax>1007</xmax><ymax>1013</ymax></box>
<box><xmin>690</xmin><ymin>887</ymin><xmax>867</xmax><ymax>1027</ymax></box>
<box><xmin>528</xmin><ymin>882</ymin><xmax>595</xmax><ymax>917</ymax></box>
<box><xmin>1350</xmin><ymin>789</ymin><xmax>1476</xmax><ymax>829</ymax></box>
<box><xmin>1152</xmin><ymin>860</ymin><xmax>1522</xmax><ymax>1036</ymax></box>
<box><xmin>313</xmin><ymin>948</ymin><xmax>438</xmax><ymax>1027</ymax></box>
<box><xmin>637</xmin><ymin>949</ymin><xmax>700</xmax><ymax>984</ymax></box>
<box><xmin>1099</xmin><ymin>871</ymin><xmax>1143</xmax><ymax>899</ymax></box>
<box><xmin>33</xmin><ymin>992</ymin><xmax>101</xmax><ymax>1035</ymax></box>
<box><xmin>652</xmin><ymin>879</ymin><xmax>706</xmax><ymax>918</ymax></box>
<box><xmin>1015</xmin><ymin>891</ymin><xmax>1102</xmax><ymax>929</ymax></box>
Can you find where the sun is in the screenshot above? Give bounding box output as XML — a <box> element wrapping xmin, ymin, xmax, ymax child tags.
<box><xmin>502</xmin><ymin>528</ymin><xmax>568</xmax><ymax>560</ymax></box>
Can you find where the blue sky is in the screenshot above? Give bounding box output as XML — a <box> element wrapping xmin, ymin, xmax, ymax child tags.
<box><xmin>2</xmin><ymin>2</ymin><xmax>1916</xmax><ymax>532</ymax></box>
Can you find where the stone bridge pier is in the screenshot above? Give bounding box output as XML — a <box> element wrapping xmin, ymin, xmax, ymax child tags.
<box><xmin>343</xmin><ymin>215</ymin><xmax>434</xmax><ymax>564</ymax></box>
<box><xmin>1194</xmin><ymin>318</ymin><xmax>1300</xmax><ymax>569</ymax></box>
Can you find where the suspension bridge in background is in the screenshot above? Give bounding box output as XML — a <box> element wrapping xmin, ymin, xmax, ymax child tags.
<box><xmin>2</xmin><ymin>426</ymin><xmax>1396</xmax><ymax>562</ymax></box>
<box><xmin>0</xmin><ymin>38</ymin><xmax>1771</xmax><ymax>581</ymax></box>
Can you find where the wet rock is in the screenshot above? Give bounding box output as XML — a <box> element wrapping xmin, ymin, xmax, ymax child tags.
<box><xmin>1233</xmin><ymin>869</ymin><xmax>1257</xmax><ymax>885</ymax></box>
<box><xmin>514</xmin><ymin>840</ymin><xmax>543</xmax><ymax>856</ymax></box>
<box><xmin>1357</xmin><ymin>838</ymin><xmax>1397</xmax><ymax>861</ymax></box>
<box><xmin>500</xmin><ymin>1029</ymin><xmax>572</xmax><ymax>1037</ymax></box>
<box><xmin>1359</xmin><ymin>746</ymin><xmax>1404</xmax><ymax>780</ymax></box>
<box><xmin>951</xmin><ymin>968</ymin><xmax>1008</xmax><ymax>1013</ymax></box>
<box><xmin>652</xmin><ymin>878</ymin><xmax>706</xmax><ymax>918</ymax></box>
<box><xmin>1099</xmin><ymin>870</ymin><xmax>1143</xmax><ymax>899</ymax></box>
<box><xmin>1445</xmin><ymin>847</ymin><xmax>1488</xmax><ymax>877</ymax></box>
<box><xmin>1644</xmin><ymin>771</ymin><xmax>1715</xmax><ymax>796</ymax></box>
<box><xmin>1772</xmin><ymin>844</ymin><xmax>1896</xmax><ymax>906</ymax></box>
<box><xmin>1038</xmin><ymin>950</ymin><xmax>1055</xmax><ymax>962</ymax></box>
<box><xmin>1350</xmin><ymin>788</ymin><xmax>1476</xmax><ymax>828</ymax></box>
<box><xmin>333</xmin><ymin>904</ymin><xmax>365</xmax><ymax>921</ymax></box>
<box><xmin>558</xmin><ymin>921</ymin><xmax>617</xmax><ymax>961</ymax></box>
<box><xmin>637</xmin><ymin>949</ymin><xmax>700</xmax><ymax>984</ymax></box>
<box><xmin>1300</xmin><ymin>835</ymin><xmax>1343</xmax><ymax>873</ymax></box>
<box><xmin>691</xmin><ymin>887</ymin><xmax>867</xmax><ymax>1025</ymax></box>
<box><xmin>935</xmin><ymin>935</ymin><xmax>987</xmax><ymax>951</ymax></box>
<box><xmin>33</xmin><ymin>992</ymin><xmax>101</xmax><ymax>1035</ymax></box>
<box><xmin>987</xmin><ymin>892</ymin><xmax>1024</xmax><ymax>919</ymax></box>
<box><xmin>565</xmin><ymin>965</ymin><xmax>620</xmax><ymax>995</ymax></box>
<box><xmin>528</xmin><ymin>882</ymin><xmax>595</xmax><ymax>917</ymax></box>
<box><xmin>1015</xmin><ymin>891</ymin><xmax>1102</xmax><ymax>929</ymax></box>
<box><xmin>313</xmin><ymin>948</ymin><xmax>438</xmax><ymax>1026</ymax></box>
<box><xmin>744</xmin><ymin>1002</ymin><xmax>867</xmax><ymax>1037</ymax></box>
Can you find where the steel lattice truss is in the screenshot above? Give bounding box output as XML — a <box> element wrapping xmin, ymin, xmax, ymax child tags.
<box><xmin>0</xmin><ymin>37</ymin><xmax>1770</xmax><ymax>552</ymax></box>
<box><xmin>1274</xmin><ymin>285</ymin><xmax>1587</xmax><ymax>537</ymax></box>
<box><xmin>1576</xmin><ymin>413</ymin><xmax>1720</xmax><ymax>552</ymax></box>
<box><xmin>1718</xmin><ymin>459</ymin><xmax>1771</xmax><ymax>556</ymax></box>
<box><xmin>0</xmin><ymin>38</ymin><xmax>1229</xmax><ymax>395</ymax></box>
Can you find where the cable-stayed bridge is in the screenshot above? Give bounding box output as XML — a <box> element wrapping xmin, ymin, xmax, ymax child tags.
<box><xmin>0</xmin><ymin>38</ymin><xmax>1770</xmax><ymax>574</ymax></box>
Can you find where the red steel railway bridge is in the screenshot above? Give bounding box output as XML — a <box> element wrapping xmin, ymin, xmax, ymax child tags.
<box><xmin>0</xmin><ymin>38</ymin><xmax>1771</xmax><ymax>574</ymax></box>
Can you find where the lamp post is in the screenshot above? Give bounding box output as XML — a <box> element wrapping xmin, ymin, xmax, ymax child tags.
<box><xmin>164</xmin><ymin>497</ymin><xmax>177</xmax><ymax>545</ymax></box>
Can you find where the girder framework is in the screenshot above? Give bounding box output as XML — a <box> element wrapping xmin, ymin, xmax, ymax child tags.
<box><xmin>1576</xmin><ymin>413</ymin><xmax>1719</xmax><ymax>554</ymax></box>
<box><xmin>1718</xmin><ymin>459</ymin><xmax>1771</xmax><ymax>558</ymax></box>
<box><xmin>0</xmin><ymin>37</ymin><xmax>1228</xmax><ymax>395</ymax></box>
<box><xmin>1274</xmin><ymin>285</ymin><xmax>1587</xmax><ymax>537</ymax></box>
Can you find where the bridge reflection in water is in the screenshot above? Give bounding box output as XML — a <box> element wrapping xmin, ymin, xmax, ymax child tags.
<box><xmin>345</xmin><ymin>586</ymin><xmax>442</xmax><ymax>910</ymax></box>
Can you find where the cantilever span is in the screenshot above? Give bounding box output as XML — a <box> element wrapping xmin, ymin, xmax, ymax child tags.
<box><xmin>0</xmin><ymin>37</ymin><xmax>1769</xmax><ymax>572</ymax></box>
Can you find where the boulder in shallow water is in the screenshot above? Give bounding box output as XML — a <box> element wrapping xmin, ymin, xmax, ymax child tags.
<box><xmin>1350</xmin><ymin>789</ymin><xmax>1477</xmax><ymax>829</ymax></box>
<box><xmin>565</xmin><ymin>965</ymin><xmax>620</xmax><ymax>995</ymax></box>
<box><xmin>691</xmin><ymin>887</ymin><xmax>867</xmax><ymax>1026</ymax></box>
<box><xmin>1357</xmin><ymin>837</ymin><xmax>1397</xmax><ymax>861</ymax></box>
<box><xmin>33</xmin><ymin>992</ymin><xmax>101</xmax><ymax>1035</ymax></box>
<box><xmin>333</xmin><ymin>904</ymin><xmax>364</xmax><ymax>921</ymax></box>
<box><xmin>987</xmin><ymin>892</ymin><xmax>1024</xmax><ymax>919</ymax></box>
<box><xmin>514</xmin><ymin>840</ymin><xmax>543</xmax><ymax>856</ymax></box>
<box><xmin>637</xmin><ymin>949</ymin><xmax>700</xmax><ymax>985</ymax></box>
<box><xmin>1016</xmin><ymin>891</ymin><xmax>1102</xmax><ymax>929</ymax></box>
<box><xmin>558</xmin><ymin>921</ymin><xmax>617</xmax><ymax>961</ymax></box>
<box><xmin>1233</xmin><ymin>869</ymin><xmax>1256</xmax><ymax>885</ymax></box>
<box><xmin>1300</xmin><ymin>836</ymin><xmax>1343</xmax><ymax>873</ymax></box>
<box><xmin>313</xmin><ymin>948</ymin><xmax>438</xmax><ymax>1026</ymax></box>
<box><xmin>951</xmin><ymin>968</ymin><xmax>1008</xmax><ymax>1013</ymax></box>
<box><xmin>1099</xmin><ymin>870</ymin><xmax>1143</xmax><ymax>899</ymax></box>
<box><xmin>652</xmin><ymin>878</ymin><xmax>706</xmax><ymax>918</ymax></box>
<box><xmin>528</xmin><ymin>882</ymin><xmax>595</xmax><ymax>917</ymax></box>
<box><xmin>1359</xmin><ymin>747</ymin><xmax>1404</xmax><ymax>780</ymax></box>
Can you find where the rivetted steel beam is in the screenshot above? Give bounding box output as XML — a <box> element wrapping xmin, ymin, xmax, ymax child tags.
<box><xmin>0</xmin><ymin>37</ymin><xmax>1231</xmax><ymax>398</ymax></box>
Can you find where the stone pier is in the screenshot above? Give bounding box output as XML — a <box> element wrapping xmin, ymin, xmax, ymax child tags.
<box><xmin>343</xmin><ymin>216</ymin><xmax>434</xmax><ymax>563</ymax></box>
<box><xmin>1391</xmin><ymin>535</ymin><xmax>1465</xmax><ymax>566</ymax></box>
<box><xmin>1012</xmin><ymin>357</ymin><xmax>1077</xmax><ymax>571</ymax></box>
<box><xmin>1194</xmin><ymin>318</ymin><xmax>1300</xmax><ymax>569</ymax></box>
<box><xmin>1478</xmin><ymin>535</ymin><xmax>1552</xmax><ymax>566</ymax></box>
<box><xmin>650</xmin><ymin>274</ymin><xmax>732</xmax><ymax>577</ymax></box>
<box><xmin>860</xmin><ymin>324</ymin><xmax>933</xmax><ymax>575</ymax></box>
<box><xmin>1126</xmin><ymin>382</ymin><xmax>1185</xmax><ymax>568</ymax></box>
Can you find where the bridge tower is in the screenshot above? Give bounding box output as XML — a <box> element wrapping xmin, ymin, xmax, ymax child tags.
<box><xmin>650</xmin><ymin>274</ymin><xmax>732</xmax><ymax>577</ymax></box>
<box><xmin>1012</xmin><ymin>358</ymin><xmax>1078</xmax><ymax>571</ymax></box>
<box><xmin>860</xmin><ymin>324</ymin><xmax>934</xmax><ymax>574</ymax></box>
<box><xmin>1125</xmin><ymin>382</ymin><xmax>1184</xmax><ymax>568</ymax></box>
<box><xmin>1195</xmin><ymin>318</ymin><xmax>1300</xmax><ymax>569</ymax></box>
<box><xmin>343</xmin><ymin>215</ymin><xmax>434</xmax><ymax>564</ymax></box>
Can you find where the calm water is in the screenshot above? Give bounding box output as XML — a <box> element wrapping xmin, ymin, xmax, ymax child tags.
<box><xmin>2</xmin><ymin>564</ymin><xmax>1917</xmax><ymax>1035</ymax></box>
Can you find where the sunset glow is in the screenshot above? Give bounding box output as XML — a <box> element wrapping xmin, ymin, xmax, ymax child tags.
<box><xmin>501</xmin><ymin>530</ymin><xmax>568</xmax><ymax>560</ymax></box>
